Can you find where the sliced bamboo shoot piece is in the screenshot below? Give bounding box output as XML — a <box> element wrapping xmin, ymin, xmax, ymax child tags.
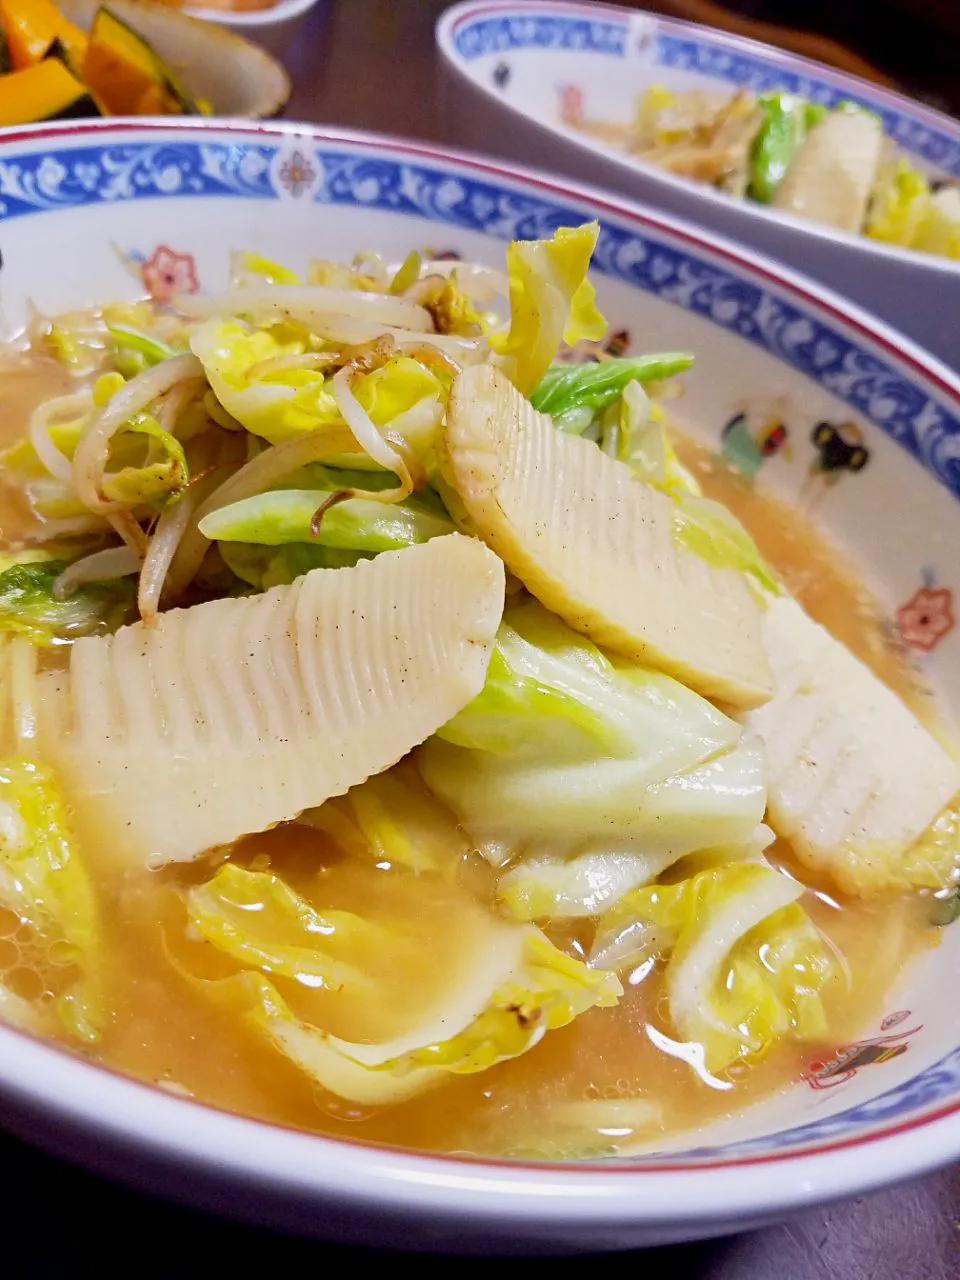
<box><xmin>445</xmin><ymin>365</ymin><xmax>772</xmax><ymax>708</ymax></box>
<box><xmin>741</xmin><ymin>596</ymin><xmax>960</xmax><ymax>895</ymax></box>
<box><xmin>40</xmin><ymin>534</ymin><xmax>504</xmax><ymax>867</ymax></box>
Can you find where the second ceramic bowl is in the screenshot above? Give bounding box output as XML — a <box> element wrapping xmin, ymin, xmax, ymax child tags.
<box><xmin>437</xmin><ymin>0</ymin><xmax>960</xmax><ymax>370</ymax></box>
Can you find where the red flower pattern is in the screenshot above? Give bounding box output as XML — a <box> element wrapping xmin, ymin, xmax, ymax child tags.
<box><xmin>141</xmin><ymin>246</ymin><xmax>199</xmax><ymax>303</ymax></box>
<box><xmin>895</xmin><ymin>585</ymin><xmax>955</xmax><ymax>653</ymax></box>
<box><xmin>279</xmin><ymin>150</ymin><xmax>317</xmax><ymax>198</ymax></box>
<box><xmin>559</xmin><ymin>84</ymin><xmax>584</xmax><ymax>125</ymax></box>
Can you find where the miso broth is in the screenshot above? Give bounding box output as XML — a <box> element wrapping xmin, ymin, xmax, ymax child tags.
<box><xmin>0</xmin><ymin>351</ymin><xmax>941</xmax><ymax>1161</ymax></box>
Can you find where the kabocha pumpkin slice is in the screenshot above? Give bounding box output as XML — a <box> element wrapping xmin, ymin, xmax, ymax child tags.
<box><xmin>83</xmin><ymin>6</ymin><xmax>198</xmax><ymax>115</ymax></box>
<box><xmin>37</xmin><ymin>535</ymin><xmax>505</xmax><ymax>868</ymax></box>
<box><xmin>0</xmin><ymin>56</ymin><xmax>99</xmax><ymax>125</ymax></box>
<box><xmin>0</xmin><ymin>0</ymin><xmax>60</xmax><ymax>68</ymax></box>
<box><xmin>44</xmin><ymin>22</ymin><xmax>89</xmax><ymax>79</ymax></box>
<box><xmin>445</xmin><ymin>365</ymin><xmax>773</xmax><ymax>708</ymax></box>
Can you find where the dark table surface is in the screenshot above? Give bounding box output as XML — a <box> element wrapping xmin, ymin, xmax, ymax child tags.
<box><xmin>4</xmin><ymin>2</ymin><xmax>960</xmax><ymax>1275</ymax></box>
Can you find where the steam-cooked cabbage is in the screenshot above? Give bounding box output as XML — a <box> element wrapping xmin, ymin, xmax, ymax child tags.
<box><xmin>0</xmin><ymin>757</ymin><xmax>102</xmax><ymax>1042</ymax></box>
<box><xmin>191</xmin><ymin>913</ymin><xmax>621</xmax><ymax>1105</ymax></box>
<box><xmin>590</xmin><ymin>861</ymin><xmax>835</xmax><ymax>1071</ymax></box>
<box><xmin>489</xmin><ymin>221</ymin><xmax>607</xmax><ymax>394</ymax></box>
<box><xmin>421</xmin><ymin>602</ymin><xmax>767</xmax><ymax>919</ymax></box>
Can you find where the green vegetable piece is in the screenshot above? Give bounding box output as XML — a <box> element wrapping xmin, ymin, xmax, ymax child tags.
<box><xmin>931</xmin><ymin>888</ymin><xmax>960</xmax><ymax>926</ymax></box>
<box><xmin>100</xmin><ymin>413</ymin><xmax>190</xmax><ymax>507</ymax></box>
<box><xmin>199</xmin><ymin>489</ymin><xmax>454</xmax><ymax>551</ymax></box>
<box><xmin>749</xmin><ymin>95</ymin><xmax>797</xmax><ymax>203</ymax></box>
<box><xmin>749</xmin><ymin>93</ymin><xmax>811</xmax><ymax>204</ymax></box>
<box><xmin>0</xmin><ymin>561</ymin><xmax>135</xmax><ymax>645</ymax></box>
<box><xmin>530</xmin><ymin>353</ymin><xmax>694</xmax><ymax>421</ymax></box>
<box><xmin>672</xmin><ymin>494</ymin><xmax>780</xmax><ymax>596</ymax></box>
<box><xmin>389</xmin><ymin>250</ymin><xmax>421</xmax><ymax>294</ymax></box>
<box><xmin>107</xmin><ymin>323</ymin><xmax>182</xmax><ymax>378</ymax></box>
<box><xmin>186</xmin><ymin>863</ymin><xmax>375</xmax><ymax>993</ymax></box>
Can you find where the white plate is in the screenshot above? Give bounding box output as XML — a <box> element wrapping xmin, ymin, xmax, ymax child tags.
<box><xmin>437</xmin><ymin>0</ymin><xmax>960</xmax><ymax>371</ymax></box>
<box><xmin>58</xmin><ymin>0</ymin><xmax>290</xmax><ymax>117</ymax></box>
<box><xmin>184</xmin><ymin>0</ymin><xmax>324</xmax><ymax>58</ymax></box>
<box><xmin>0</xmin><ymin>118</ymin><xmax>958</xmax><ymax>1252</ymax></box>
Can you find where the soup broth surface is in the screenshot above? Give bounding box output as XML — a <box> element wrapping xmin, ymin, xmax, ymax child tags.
<box><xmin>0</xmin><ymin>358</ymin><xmax>942</xmax><ymax>1159</ymax></box>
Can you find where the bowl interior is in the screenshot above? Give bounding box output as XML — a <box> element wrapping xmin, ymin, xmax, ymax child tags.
<box><xmin>0</xmin><ymin>119</ymin><xmax>958</xmax><ymax>1174</ymax></box>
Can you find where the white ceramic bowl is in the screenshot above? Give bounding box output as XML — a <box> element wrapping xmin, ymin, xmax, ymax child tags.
<box><xmin>437</xmin><ymin>0</ymin><xmax>960</xmax><ymax>372</ymax></box>
<box><xmin>0</xmin><ymin>118</ymin><xmax>959</xmax><ymax>1254</ymax></box>
<box><xmin>59</xmin><ymin>0</ymin><xmax>291</xmax><ymax>117</ymax></box>
<box><xmin>184</xmin><ymin>0</ymin><xmax>324</xmax><ymax>59</ymax></box>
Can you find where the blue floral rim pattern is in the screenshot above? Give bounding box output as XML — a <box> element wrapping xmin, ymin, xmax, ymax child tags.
<box><xmin>4</xmin><ymin>138</ymin><xmax>951</xmax><ymax>501</ymax></box>
<box><xmin>0</xmin><ymin>129</ymin><xmax>956</xmax><ymax>1155</ymax></box>
<box><xmin>451</xmin><ymin>11</ymin><xmax>960</xmax><ymax>176</ymax></box>
<box><xmin>640</xmin><ymin>1041</ymin><xmax>960</xmax><ymax>1161</ymax></box>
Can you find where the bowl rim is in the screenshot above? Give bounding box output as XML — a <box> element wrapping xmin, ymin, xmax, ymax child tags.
<box><xmin>0</xmin><ymin>114</ymin><xmax>959</xmax><ymax>1228</ymax></box>
<box><xmin>184</xmin><ymin>0</ymin><xmax>320</xmax><ymax>30</ymax></box>
<box><xmin>436</xmin><ymin>0</ymin><xmax>960</xmax><ymax>279</ymax></box>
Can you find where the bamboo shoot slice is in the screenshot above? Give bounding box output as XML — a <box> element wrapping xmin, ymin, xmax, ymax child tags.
<box><xmin>40</xmin><ymin>534</ymin><xmax>504</xmax><ymax>867</ymax></box>
<box><xmin>445</xmin><ymin>365</ymin><xmax>772</xmax><ymax>707</ymax></box>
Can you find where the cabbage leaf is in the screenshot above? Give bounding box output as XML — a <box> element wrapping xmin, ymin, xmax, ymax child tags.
<box><xmin>302</xmin><ymin>759</ymin><xmax>472</xmax><ymax>877</ymax></box>
<box><xmin>590</xmin><ymin>862</ymin><xmax>835</xmax><ymax>1071</ymax></box>
<box><xmin>186</xmin><ymin>863</ymin><xmax>376</xmax><ymax>993</ymax></box>
<box><xmin>0</xmin><ymin>561</ymin><xmax>135</xmax><ymax>645</ymax></box>
<box><xmin>672</xmin><ymin>495</ymin><xmax>780</xmax><ymax>595</ymax></box>
<box><xmin>193</xmin><ymin>920</ymin><xmax>621</xmax><ymax>1105</ymax></box>
<box><xmin>915</xmin><ymin>187</ymin><xmax>960</xmax><ymax>260</ymax></box>
<box><xmin>0</xmin><ymin>757</ymin><xmax>103</xmax><ymax>1042</ymax></box>
<box><xmin>421</xmin><ymin>602</ymin><xmax>768</xmax><ymax>918</ymax></box>
<box><xmin>100</xmin><ymin>413</ymin><xmax>189</xmax><ymax>507</ymax></box>
<box><xmin>625</xmin><ymin>406</ymin><xmax>779</xmax><ymax>594</ymax></box>
<box><xmin>865</xmin><ymin>158</ymin><xmax>931</xmax><ymax>249</ymax></box>
<box><xmin>489</xmin><ymin>222</ymin><xmax>608</xmax><ymax>395</ymax></box>
<box><xmin>191</xmin><ymin>321</ymin><xmax>444</xmax><ymax>451</ymax></box>
<box><xmin>199</xmin><ymin>489</ymin><xmax>454</xmax><ymax>550</ymax></box>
